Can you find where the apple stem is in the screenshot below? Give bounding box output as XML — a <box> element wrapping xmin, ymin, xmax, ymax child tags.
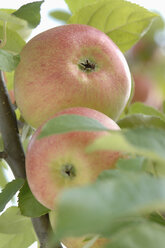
<box><xmin>0</xmin><ymin>70</ymin><xmax>62</xmax><ymax>248</ymax></box>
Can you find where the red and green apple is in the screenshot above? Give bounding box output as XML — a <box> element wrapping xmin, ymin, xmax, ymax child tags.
<box><xmin>26</xmin><ymin>107</ymin><xmax>121</xmax><ymax>209</ymax></box>
<box><xmin>14</xmin><ymin>24</ymin><xmax>131</xmax><ymax>128</ymax></box>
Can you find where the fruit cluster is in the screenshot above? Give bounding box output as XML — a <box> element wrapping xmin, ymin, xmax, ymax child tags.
<box><xmin>13</xmin><ymin>25</ymin><xmax>131</xmax><ymax>244</ymax></box>
<box><xmin>14</xmin><ymin>24</ymin><xmax>131</xmax><ymax>210</ymax></box>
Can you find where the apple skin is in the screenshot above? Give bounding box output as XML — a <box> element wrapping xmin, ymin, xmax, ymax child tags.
<box><xmin>14</xmin><ymin>24</ymin><xmax>131</xmax><ymax>128</ymax></box>
<box><xmin>49</xmin><ymin>211</ymin><xmax>108</xmax><ymax>248</ymax></box>
<box><xmin>26</xmin><ymin>107</ymin><xmax>121</xmax><ymax>209</ymax></box>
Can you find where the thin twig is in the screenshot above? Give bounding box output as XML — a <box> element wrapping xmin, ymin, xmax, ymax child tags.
<box><xmin>0</xmin><ymin>70</ymin><xmax>62</xmax><ymax>248</ymax></box>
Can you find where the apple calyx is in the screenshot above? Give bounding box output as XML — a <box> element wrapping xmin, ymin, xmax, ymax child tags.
<box><xmin>61</xmin><ymin>163</ymin><xmax>76</xmax><ymax>179</ymax></box>
<box><xmin>78</xmin><ymin>59</ymin><xmax>97</xmax><ymax>72</ymax></box>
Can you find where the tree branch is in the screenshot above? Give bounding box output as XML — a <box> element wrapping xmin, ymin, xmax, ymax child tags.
<box><xmin>0</xmin><ymin>151</ymin><xmax>7</xmax><ymax>159</ymax></box>
<box><xmin>0</xmin><ymin>71</ymin><xmax>26</xmax><ymax>178</ymax></box>
<box><xmin>0</xmin><ymin>70</ymin><xmax>62</xmax><ymax>248</ymax></box>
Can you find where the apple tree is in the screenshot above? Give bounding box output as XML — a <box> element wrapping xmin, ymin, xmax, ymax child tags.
<box><xmin>1</xmin><ymin>1</ymin><xmax>165</xmax><ymax>248</ymax></box>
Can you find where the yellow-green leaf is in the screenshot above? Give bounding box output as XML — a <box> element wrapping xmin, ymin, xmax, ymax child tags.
<box><xmin>68</xmin><ymin>0</ymin><xmax>158</xmax><ymax>52</ymax></box>
<box><xmin>0</xmin><ymin>9</ymin><xmax>31</xmax><ymax>40</ymax></box>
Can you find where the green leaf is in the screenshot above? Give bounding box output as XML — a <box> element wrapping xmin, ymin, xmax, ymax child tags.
<box><xmin>0</xmin><ymin>178</ymin><xmax>24</xmax><ymax>212</ymax></box>
<box><xmin>116</xmin><ymin>156</ymin><xmax>146</xmax><ymax>172</ymax></box>
<box><xmin>0</xmin><ymin>207</ymin><xmax>36</xmax><ymax>248</ymax></box>
<box><xmin>149</xmin><ymin>212</ymin><xmax>165</xmax><ymax>227</ymax></box>
<box><xmin>97</xmin><ymin>169</ymin><xmax>121</xmax><ymax>181</ymax></box>
<box><xmin>118</xmin><ymin>114</ymin><xmax>165</xmax><ymax>129</ymax></box>
<box><xmin>0</xmin><ymin>9</ymin><xmax>32</xmax><ymax>40</ymax></box>
<box><xmin>0</xmin><ymin>26</ymin><xmax>25</xmax><ymax>53</ymax></box>
<box><xmin>49</xmin><ymin>10</ymin><xmax>71</xmax><ymax>23</ymax></box>
<box><xmin>128</xmin><ymin>102</ymin><xmax>165</xmax><ymax>121</ymax></box>
<box><xmin>0</xmin><ymin>157</ymin><xmax>8</xmax><ymax>189</ymax></box>
<box><xmin>55</xmin><ymin>172</ymin><xmax>165</xmax><ymax>238</ymax></box>
<box><xmin>0</xmin><ymin>9</ymin><xmax>26</xmax><ymax>26</ymax></box>
<box><xmin>68</xmin><ymin>0</ymin><xmax>157</xmax><ymax>52</ymax></box>
<box><xmin>87</xmin><ymin>127</ymin><xmax>165</xmax><ymax>162</ymax></box>
<box><xmin>0</xmin><ymin>206</ymin><xmax>32</xmax><ymax>234</ymax></box>
<box><xmin>106</xmin><ymin>222</ymin><xmax>165</xmax><ymax>248</ymax></box>
<box><xmin>0</xmin><ymin>164</ymin><xmax>8</xmax><ymax>188</ymax></box>
<box><xmin>13</xmin><ymin>1</ymin><xmax>44</xmax><ymax>28</ymax></box>
<box><xmin>64</xmin><ymin>0</ymin><xmax>98</xmax><ymax>14</ymax></box>
<box><xmin>125</xmin><ymin>128</ymin><xmax>165</xmax><ymax>159</ymax></box>
<box><xmin>0</xmin><ymin>49</ymin><xmax>20</xmax><ymax>72</ymax></box>
<box><xmin>38</xmin><ymin>114</ymin><xmax>108</xmax><ymax>139</ymax></box>
<box><xmin>2</xmin><ymin>70</ymin><xmax>14</xmax><ymax>90</ymax></box>
<box><xmin>18</xmin><ymin>180</ymin><xmax>50</xmax><ymax>217</ymax></box>
<box><xmin>0</xmin><ymin>232</ymin><xmax>36</xmax><ymax>248</ymax></box>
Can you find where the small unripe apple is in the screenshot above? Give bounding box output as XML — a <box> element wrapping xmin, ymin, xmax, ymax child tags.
<box><xmin>14</xmin><ymin>24</ymin><xmax>131</xmax><ymax>128</ymax></box>
<box><xmin>49</xmin><ymin>210</ymin><xmax>108</xmax><ymax>248</ymax></box>
<box><xmin>26</xmin><ymin>107</ymin><xmax>121</xmax><ymax>209</ymax></box>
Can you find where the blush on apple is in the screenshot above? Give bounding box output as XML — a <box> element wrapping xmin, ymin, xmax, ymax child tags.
<box><xmin>14</xmin><ymin>24</ymin><xmax>131</xmax><ymax>128</ymax></box>
<box><xmin>26</xmin><ymin>107</ymin><xmax>121</xmax><ymax>209</ymax></box>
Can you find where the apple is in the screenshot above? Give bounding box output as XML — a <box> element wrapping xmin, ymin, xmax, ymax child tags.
<box><xmin>26</xmin><ymin>107</ymin><xmax>121</xmax><ymax>209</ymax></box>
<box><xmin>132</xmin><ymin>74</ymin><xmax>151</xmax><ymax>103</ymax></box>
<box><xmin>14</xmin><ymin>24</ymin><xmax>131</xmax><ymax>128</ymax></box>
<box><xmin>132</xmin><ymin>74</ymin><xmax>162</xmax><ymax>109</ymax></box>
<box><xmin>49</xmin><ymin>210</ymin><xmax>108</xmax><ymax>248</ymax></box>
<box><xmin>131</xmin><ymin>39</ymin><xmax>156</xmax><ymax>62</ymax></box>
